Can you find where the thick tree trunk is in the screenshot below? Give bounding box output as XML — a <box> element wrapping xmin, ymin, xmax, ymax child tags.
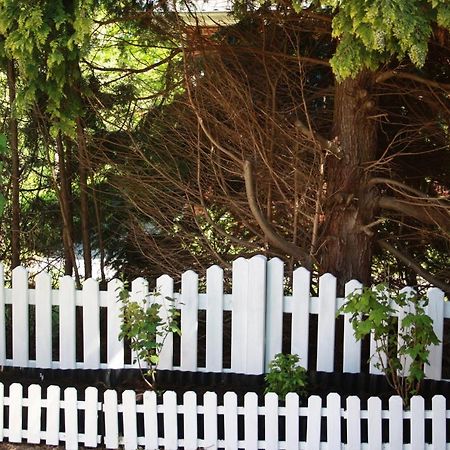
<box><xmin>7</xmin><ymin>59</ymin><xmax>21</xmax><ymax>269</ymax></box>
<box><xmin>321</xmin><ymin>72</ymin><xmax>378</xmax><ymax>287</ymax></box>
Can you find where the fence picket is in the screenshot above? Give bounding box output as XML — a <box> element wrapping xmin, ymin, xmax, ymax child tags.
<box><xmin>425</xmin><ymin>288</ymin><xmax>445</xmax><ymax>380</ymax></box>
<box><xmin>285</xmin><ymin>393</ymin><xmax>299</xmax><ymax>450</ymax></box>
<box><xmin>0</xmin><ymin>265</ymin><xmax>5</xmax><ymax>365</ymax></box>
<box><xmin>107</xmin><ymin>279</ymin><xmax>124</xmax><ymax>369</ymax></box>
<box><xmin>46</xmin><ymin>385</ymin><xmax>60</xmax><ymax>446</ymax></box>
<box><xmin>343</xmin><ymin>280</ymin><xmax>362</xmax><ymax>372</ymax></box>
<box><xmin>244</xmin><ymin>392</ymin><xmax>258</xmax><ymax>450</ymax></box>
<box><xmin>317</xmin><ymin>273</ymin><xmax>336</xmax><ymax>372</ymax></box>
<box><xmin>388</xmin><ymin>396</ymin><xmax>403</xmax><ymax>447</ymax></box>
<box><xmin>368</xmin><ymin>397</ymin><xmax>382</xmax><ymax>450</ymax></box>
<box><xmin>306</xmin><ymin>396</ymin><xmax>321</xmax><ymax>450</ymax></box>
<box><xmin>0</xmin><ymin>383</ymin><xmax>3</xmax><ymax>441</ymax></box>
<box><xmin>203</xmin><ymin>391</ymin><xmax>218</xmax><ymax>449</ymax></box>
<box><xmin>104</xmin><ymin>390</ymin><xmax>119</xmax><ymax>449</ymax></box>
<box><xmin>35</xmin><ymin>272</ymin><xmax>52</xmax><ymax>368</ymax></box>
<box><xmin>224</xmin><ymin>392</ymin><xmax>238</xmax><ymax>450</ymax></box>
<box><xmin>265</xmin><ymin>258</ymin><xmax>284</xmax><ymax>370</ymax></box>
<box><xmin>9</xmin><ymin>383</ymin><xmax>23</xmax><ymax>442</ymax></box>
<box><xmin>431</xmin><ymin>395</ymin><xmax>446</xmax><ymax>448</ymax></box>
<box><xmin>410</xmin><ymin>396</ymin><xmax>425</xmax><ymax>450</ymax></box>
<box><xmin>156</xmin><ymin>274</ymin><xmax>174</xmax><ymax>370</ymax></box>
<box><xmin>12</xmin><ymin>266</ymin><xmax>28</xmax><ymax>367</ymax></box>
<box><xmin>346</xmin><ymin>396</ymin><xmax>361</xmax><ymax>450</ymax></box>
<box><xmin>163</xmin><ymin>391</ymin><xmax>178</xmax><ymax>450</ymax></box>
<box><xmin>64</xmin><ymin>387</ymin><xmax>78</xmax><ymax>450</ymax></box>
<box><xmin>183</xmin><ymin>391</ymin><xmax>198</xmax><ymax>450</ymax></box>
<box><xmin>83</xmin><ymin>279</ymin><xmax>100</xmax><ymax>369</ymax></box>
<box><xmin>264</xmin><ymin>392</ymin><xmax>279</xmax><ymax>450</ymax></box>
<box><xmin>143</xmin><ymin>391</ymin><xmax>159</xmax><ymax>450</ymax></box>
<box><xmin>291</xmin><ymin>267</ymin><xmax>310</xmax><ymax>368</ymax></box>
<box><xmin>231</xmin><ymin>258</ymin><xmax>248</xmax><ymax>373</ymax></box>
<box><xmin>327</xmin><ymin>393</ymin><xmax>341</xmax><ymax>450</ymax></box>
<box><xmin>84</xmin><ymin>387</ymin><xmax>98</xmax><ymax>447</ymax></box>
<box><xmin>398</xmin><ymin>287</ymin><xmax>415</xmax><ymax>375</ymax></box>
<box><xmin>130</xmin><ymin>277</ymin><xmax>148</xmax><ymax>368</ymax></box>
<box><xmin>206</xmin><ymin>265</ymin><xmax>223</xmax><ymax>372</ymax></box>
<box><xmin>123</xmin><ymin>390</ymin><xmax>138</xmax><ymax>450</ymax></box>
<box><xmin>27</xmin><ymin>384</ymin><xmax>42</xmax><ymax>443</ymax></box>
<box><xmin>59</xmin><ymin>276</ymin><xmax>76</xmax><ymax>369</ymax></box>
<box><xmin>181</xmin><ymin>271</ymin><xmax>198</xmax><ymax>371</ymax></box>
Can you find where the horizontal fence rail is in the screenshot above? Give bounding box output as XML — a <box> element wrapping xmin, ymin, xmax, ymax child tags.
<box><xmin>0</xmin><ymin>256</ymin><xmax>448</xmax><ymax>377</ymax></box>
<box><xmin>0</xmin><ymin>382</ymin><xmax>448</xmax><ymax>449</ymax></box>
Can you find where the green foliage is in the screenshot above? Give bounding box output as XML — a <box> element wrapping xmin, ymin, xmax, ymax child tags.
<box><xmin>265</xmin><ymin>353</ymin><xmax>308</xmax><ymax>398</ymax></box>
<box><xmin>339</xmin><ymin>284</ymin><xmax>440</xmax><ymax>405</ymax></box>
<box><xmin>0</xmin><ymin>134</ymin><xmax>6</xmax><ymax>216</ymax></box>
<box><xmin>318</xmin><ymin>0</ymin><xmax>450</xmax><ymax>79</ymax></box>
<box><xmin>118</xmin><ymin>287</ymin><xmax>181</xmax><ymax>388</ymax></box>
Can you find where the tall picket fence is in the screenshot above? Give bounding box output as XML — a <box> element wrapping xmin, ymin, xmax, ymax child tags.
<box><xmin>0</xmin><ymin>382</ymin><xmax>448</xmax><ymax>449</ymax></box>
<box><xmin>0</xmin><ymin>255</ymin><xmax>448</xmax><ymax>378</ymax></box>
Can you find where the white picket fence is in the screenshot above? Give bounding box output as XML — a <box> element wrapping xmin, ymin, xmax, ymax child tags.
<box><xmin>0</xmin><ymin>255</ymin><xmax>448</xmax><ymax>377</ymax></box>
<box><xmin>0</xmin><ymin>382</ymin><xmax>448</xmax><ymax>449</ymax></box>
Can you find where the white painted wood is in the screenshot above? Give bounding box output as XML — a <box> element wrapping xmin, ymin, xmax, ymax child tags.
<box><xmin>431</xmin><ymin>395</ymin><xmax>446</xmax><ymax>449</ymax></box>
<box><xmin>59</xmin><ymin>275</ymin><xmax>76</xmax><ymax>369</ymax></box>
<box><xmin>27</xmin><ymin>384</ymin><xmax>42</xmax><ymax>443</ymax></box>
<box><xmin>369</xmin><ymin>332</ymin><xmax>384</xmax><ymax>375</ymax></box>
<box><xmin>397</xmin><ymin>287</ymin><xmax>415</xmax><ymax>376</ymax></box>
<box><xmin>231</xmin><ymin>257</ymin><xmax>248</xmax><ymax>373</ymax></box>
<box><xmin>84</xmin><ymin>387</ymin><xmax>98</xmax><ymax>447</ymax></box>
<box><xmin>46</xmin><ymin>385</ymin><xmax>61</xmax><ymax>445</ymax></box>
<box><xmin>306</xmin><ymin>395</ymin><xmax>321</xmax><ymax>450</ymax></box>
<box><xmin>83</xmin><ymin>278</ymin><xmax>100</xmax><ymax>369</ymax></box>
<box><xmin>425</xmin><ymin>288</ymin><xmax>445</xmax><ymax>380</ymax></box>
<box><xmin>291</xmin><ymin>267</ymin><xmax>310</xmax><ymax>369</ymax></box>
<box><xmin>206</xmin><ymin>265</ymin><xmax>224</xmax><ymax>372</ymax></box>
<box><xmin>163</xmin><ymin>391</ymin><xmax>178</xmax><ymax>450</ymax></box>
<box><xmin>183</xmin><ymin>391</ymin><xmax>198</xmax><ymax>450</ymax></box>
<box><xmin>346</xmin><ymin>396</ymin><xmax>361</xmax><ymax>450</ymax></box>
<box><xmin>0</xmin><ymin>383</ymin><xmax>3</xmax><ymax>441</ymax></box>
<box><xmin>246</xmin><ymin>255</ymin><xmax>267</xmax><ymax>375</ymax></box>
<box><xmin>343</xmin><ymin>280</ymin><xmax>362</xmax><ymax>373</ymax></box>
<box><xmin>285</xmin><ymin>393</ymin><xmax>299</xmax><ymax>450</ymax></box>
<box><xmin>104</xmin><ymin>390</ymin><xmax>119</xmax><ymax>449</ymax></box>
<box><xmin>123</xmin><ymin>390</ymin><xmax>138</xmax><ymax>450</ymax></box>
<box><xmin>107</xmin><ymin>279</ymin><xmax>124</xmax><ymax>369</ymax></box>
<box><xmin>35</xmin><ymin>271</ymin><xmax>52</xmax><ymax>368</ymax></box>
<box><xmin>265</xmin><ymin>258</ymin><xmax>284</xmax><ymax>371</ymax></box>
<box><xmin>326</xmin><ymin>393</ymin><xmax>341</xmax><ymax>449</ymax></box>
<box><xmin>181</xmin><ymin>271</ymin><xmax>198</xmax><ymax>371</ymax></box>
<box><xmin>0</xmin><ymin>265</ymin><xmax>6</xmax><ymax>365</ymax></box>
<box><xmin>9</xmin><ymin>383</ymin><xmax>23</xmax><ymax>442</ymax></box>
<box><xmin>203</xmin><ymin>391</ymin><xmax>218</xmax><ymax>450</ymax></box>
<box><xmin>131</xmin><ymin>278</ymin><xmax>149</xmax><ymax>368</ymax></box>
<box><xmin>388</xmin><ymin>396</ymin><xmax>403</xmax><ymax>447</ymax></box>
<box><xmin>244</xmin><ymin>392</ymin><xmax>258</xmax><ymax>450</ymax></box>
<box><xmin>156</xmin><ymin>274</ymin><xmax>174</xmax><ymax>370</ymax></box>
<box><xmin>410</xmin><ymin>396</ymin><xmax>425</xmax><ymax>450</ymax></box>
<box><xmin>64</xmin><ymin>387</ymin><xmax>78</xmax><ymax>450</ymax></box>
<box><xmin>264</xmin><ymin>392</ymin><xmax>279</xmax><ymax>450</ymax></box>
<box><xmin>12</xmin><ymin>266</ymin><xmax>29</xmax><ymax>367</ymax></box>
<box><xmin>317</xmin><ymin>273</ymin><xmax>336</xmax><ymax>372</ymax></box>
<box><xmin>367</xmin><ymin>397</ymin><xmax>382</xmax><ymax>450</ymax></box>
<box><xmin>224</xmin><ymin>392</ymin><xmax>238</xmax><ymax>450</ymax></box>
<box><xmin>143</xmin><ymin>391</ymin><xmax>159</xmax><ymax>450</ymax></box>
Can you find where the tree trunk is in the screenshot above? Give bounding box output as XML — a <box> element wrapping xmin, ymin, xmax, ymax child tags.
<box><xmin>321</xmin><ymin>72</ymin><xmax>378</xmax><ymax>288</ymax></box>
<box><xmin>7</xmin><ymin>59</ymin><xmax>20</xmax><ymax>269</ymax></box>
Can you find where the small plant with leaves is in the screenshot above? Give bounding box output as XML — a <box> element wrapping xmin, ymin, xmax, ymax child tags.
<box><xmin>118</xmin><ymin>288</ymin><xmax>181</xmax><ymax>389</ymax></box>
<box><xmin>265</xmin><ymin>353</ymin><xmax>308</xmax><ymax>398</ymax></box>
<box><xmin>339</xmin><ymin>284</ymin><xmax>439</xmax><ymax>406</ymax></box>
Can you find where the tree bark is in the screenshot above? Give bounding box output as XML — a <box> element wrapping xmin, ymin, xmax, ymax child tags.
<box><xmin>7</xmin><ymin>59</ymin><xmax>20</xmax><ymax>269</ymax></box>
<box><xmin>321</xmin><ymin>72</ymin><xmax>378</xmax><ymax>287</ymax></box>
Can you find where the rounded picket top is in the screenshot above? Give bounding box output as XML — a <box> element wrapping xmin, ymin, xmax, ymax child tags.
<box><xmin>131</xmin><ymin>277</ymin><xmax>148</xmax><ymax>302</ymax></box>
<box><xmin>268</xmin><ymin>256</ymin><xmax>283</xmax><ymax>267</ymax></box>
<box><xmin>400</xmin><ymin>285</ymin><xmax>416</xmax><ymax>300</ymax></box>
<box><xmin>183</xmin><ymin>390</ymin><xmax>197</xmax><ymax>404</ymax></box>
<box><xmin>12</xmin><ymin>265</ymin><xmax>28</xmax><ymax>284</ymax></box>
<box><xmin>224</xmin><ymin>391</ymin><xmax>238</xmax><ymax>404</ymax></box>
<box><xmin>207</xmin><ymin>264</ymin><xmax>223</xmax><ymax>277</ymax></box>
<box><xmin>250</xmin><ymin>254</ymin><xmax>267</xmax><ymax>263</ymax></box>
<box><xmin>327</xmin><ymin>392</ymin><xmax>340</xmax><ymax>403</ymax></box>
<box><xmin>318</xmin><ymin>272</ymin><xmax>337</xmax><ymax>287</ymax></box>
<box><xmin>182</xmin><ymin>269</ymin><xmax>199</xmax><ymax>282</ymax></box>
<box><xmin>427</xmin><ymin>287</ymin><xmax>445</xmax><ymax>302</ymax></box>
<box><xmin>156</xmin><ymin>274</ymin><xmax>173</xmax><ymax>292</ymax></box>
<box><xmin>83</xmin><ymin>277</ymin><xmax>99</xmax><ymax>290</ymax></box>
<box><xmin>35</xmin><ymin>270</ymin><xmax>51</xmax><ymax>285</ymax></box>
<box><xmin>293</xmin><ymin>265</ymin><xmax>311</xmax><ymax>278</ymax></box>
<box><xmin>264</xmin><ymin>391</ymin><xmax>279</xmax><ymax>404</ymax></box>
<box><xmin>344</xmin><ymin>279</ymin><xmax>363</xmax><ymax>297</ymax></box>
<box><xmin>60</xmin><ymin>274</ymin><xmax>75</xmax><ymax>288</ymax></box>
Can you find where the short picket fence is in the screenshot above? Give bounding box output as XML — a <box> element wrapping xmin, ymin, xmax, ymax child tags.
<box><xmin>1</xmin><ymin>382</ymin><xmax>448</xmax><ymax>449</ymax></box>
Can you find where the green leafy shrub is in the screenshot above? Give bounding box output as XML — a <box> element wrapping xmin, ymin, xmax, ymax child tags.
<box><xmin>119</xmin><ymin>288</ymin><xmax>181</xmax><ymax>389</ymax></box>
<box><xmin>339</xmin><ymin>284</ymin><xmax>439</xmax><ymax>405</ymax></box>
<box><xmin>265</xmin><ymin>353</ymin><xmax>308</xmax><ymax>398</ymax></box>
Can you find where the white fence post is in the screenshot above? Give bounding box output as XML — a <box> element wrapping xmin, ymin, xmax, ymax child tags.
<box><xmin>9</xmin><ymin>383</ymin><xmax>23</xmax><ymax>442</ymax></box>
<box><xmin>285</xmin><ymin>393</ymin><xmax>299</xmax><ymax>450</ymax></box>
<box><xmin>107</xmin><ymin>279</ymin><xmax>124</xmax><ymax>369</ymax></box>
<box><xmin>59</xmin><ymin>275</ymin><xmax>76</xmax><ymax>369</ymax></box>
<box><xmin>343</xmin><ymin>279</ymin><xmax>362</xmax><ymax>373</ymax></box>
<box><xmin>84</xmin><ymin>387</ymin><xmax>99</xmax><ymax>447</ymax></box>
<box><xmin>181</xmin><ymin>271</ymin><xmax>199</xmax><ymax>371</ymax></box>
<box><xmin>410</xmin><ymin>396</ymin><xmax>425</xmax><ymax>450</ymax></box>
<box><xmin>431</xmin><ymin>395</ymin><xmax>446</xmax><ymax>448</ymax></box>
<box><xmin>35</xmin><ymin>271</ymin><xmax>52</xmax><ymax>368</ymax></box>
<box><xmin>317</xmin><ymin>273</ymin><xmax>336</xmax><ymax>372</ymax></box>
<box><xmin>368</xmin><ymin>397</ymin><xmax>382</xmax><ymax>450</ymax></box>
<box><xmin>163</xmin><ymin>391</ymin><xmax>178</xmax><ymax>450</ymax></box>
<box><xmin>123</xmin><ymin>390</ymin><xmax>138</xmax><ymax>450</ymax></box>
<box><xmin>203</xmin><ymin>391</ymin><xmax>218</xmax><ymax>449</ymax></box>
<box><xmin>27</xmin><ymin>384</ymin><xmax>42</xmax><ymax>444</ymax></box>
<box><xmin>83</xmin><ymin>278</ymin><xmax>100</xmax><ymax>369</ymax></box>
<box><xmin>244</xmin><ymin>392</ymin><xmax>258</xmax><ymax>450</ymax></box>
<box><xmin>264</xmin><ymin>392</ymin><xmax>279</xmax><ymax>450</ymax></box>
<box><xmin>224</xmin><ymin>392</ymin><xmax>238</xmax><ymax>450</ymax></box>
<box><xmin>425</xmin><ymin>288</ymin><xmax>445</xmax><ymax>380</ymax></box>
<box><xmin>46</xmin><ymin>385</ymin><xmax>61</xmax><ymax>446</ymax></box>
<box><xmin>12</xmin><ymin>266</ymin><xmax>28</xmax><ymax>367</ymax></box>
<box><xmin>64</xmin><ymin>387</ymin><xmax>78</xmax><ymax>450</ymax></box>
<box><xmin>346</xmin><ymin>396</ymin><xmax>361</xmax><ymax>450</ymax></box>
<box><xmin>306</xmin><ymin>395</ymin><xmax>321</xmax><ymax>450</ymax></box>
<box><xmin>130</xmin><ymin>277</ymin><xmax>148</xmax><ymax>368</ymax></box>
<box><xmin>143</xmin><ymin>391</ymin><xmax>159</xmax><ymax>450</ymax></box>
<box><xmin>183</xmin><ymin>391</ymin><xmax>198</xmax><ymax>450</ymax></box>
<box><xmin>0</xmin><ymin>383</ymin><xmax>3</xmax><ymax>441</ymax></box>
<box><xmin>389</xmin><ymin>396</ymin><xmax>403</xmax><ymax>447</ymax></box>
<box><xmin>0</xmin><ymin>264</ymin><xmax>5</xmax><ymax>365</ymax></box>
<box><xmin>327</xmin><ymin>393</ymin><xmax>341</xmax><ymax>450</ymax></box>
<box><xmin>156</xmin><ymin>274</ymin><xmax>174</xmax><ymax>370</ymax></box>
<box><xmin>104</xmin><ymin>390</ymin><xmax>119</xmax><ymax>449</ymax></box>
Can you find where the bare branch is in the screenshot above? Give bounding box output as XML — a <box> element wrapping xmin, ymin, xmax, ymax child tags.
<box><xmin>376</xmin><ymin>71</ymin><xmax>450</xmax><ymax>91</ymax></box>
